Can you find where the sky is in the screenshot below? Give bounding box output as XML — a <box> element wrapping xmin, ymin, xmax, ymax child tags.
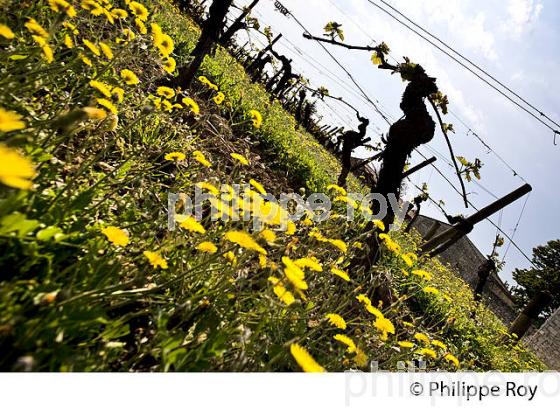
<box><xmin>230</xmin><ymin>0</ymin><xmax>560</xmax><ymax>285</ymax></box>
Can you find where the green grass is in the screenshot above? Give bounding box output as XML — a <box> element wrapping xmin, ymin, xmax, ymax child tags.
<box><xmin>0</xmin><ymin>0</ymin><xmax>542</xmax><ymax>372</ymax></box>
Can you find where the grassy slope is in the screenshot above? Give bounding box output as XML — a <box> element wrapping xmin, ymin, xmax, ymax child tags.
<box><xmin>0</xmin><ymin>0</ymin><xmax>542</xmax><ymax>371</ymax></box>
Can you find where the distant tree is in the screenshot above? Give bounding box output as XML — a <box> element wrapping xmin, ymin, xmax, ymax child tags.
<box><xmin>511</xmin><ymin>240</ymin><xmax>560</xmax><ymax>319</ymax></box>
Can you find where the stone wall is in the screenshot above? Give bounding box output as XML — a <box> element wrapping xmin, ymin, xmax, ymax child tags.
<box><xmin>527</xmin><ymin>307</ymin><xmax>560</xmax><ymax>370</ymax></box>
<box><xmin>410</xmin><ymin>215</ymin><xmax>518</xmax><ymax>324</ymax></box>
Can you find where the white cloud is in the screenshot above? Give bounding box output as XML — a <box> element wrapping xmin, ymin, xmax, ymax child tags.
<box><xmin>505</xmin><ymin>0</ymin><xmax>544</xmax><ymax>38</ymax></box>
<box><xmin>461</xmin><ymin>12</ymin><xmax>497</xmax><ymax>61</ymax></box>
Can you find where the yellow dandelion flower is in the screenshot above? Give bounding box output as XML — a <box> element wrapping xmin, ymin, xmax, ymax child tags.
<box><xmin>156</xmin><ymin>86</ymin><xmax>175</xmax><ymax>99</ymax></box>
<box><xmin>230</xmin><ymin>152</ymin><xmax>249</xmax><ymax>165</ymax></box>
<box><xmin>331</xmin><ymin>267</ymin><xmax>350</xmax><ymax>282</ymax></box>
<box><xmin>120</xmin><ymin>69</ymin><xmax>139</xmax><ymax>85</ymax></box>
<box><xmin>356</xmin><ymin>294</ymin><xmax>385</xmax><ymax>318</ymax></box>
<box><xmin>223</xmin><ymin>250</ymin><xmax>237</xmax><ymax>266</ymax></box>
<box><xmin>327</xmin><ymin>184</ymin><xmax>347</xmax><ymax>196</ymax></box>
<box><xmin>0</xmin><ymin>144</ymin><xmax>35</xmax><ymax>189</ymax></box>
<box><xmin>423</xmin><ymin>286</ymin><xmax>440</xmax><ymax>296</ymax></box>
<box><xmin>41</xmin><ymin>43</ymin><xmax>54</xmax><ymax>64</ymax></box>
<box><xmin>333</xmin><ymin>334</ymin><xmax>356</xmax><ymax>353</ymax></box>
<box><xmin>196</xmin><ymin>241</ymin><xmax>217</xmax><ymax>254</ymax></box>
<box><xmin>213</xmin><ymin>91</ymin><xmax>225</xmax><ymax>105</ymax></box>
<box><xmin>63</xmin><ymin>34</ymin><xmax>74</xmax><ymax>49</ymax></box>
<box><xmin>164</xmin><ymin>152</ymin><xmax>186</xmax><ymax>162</ymax></box>
<box><xmin>128</xmin><ymin>1</ymin><xmax>149</xmax><ymax>21</ymax></box>
<box><xmin>414</xmin><ymin>333</ymin><xmax>430</xmax><ymax>344</ymax></box>
<box><xmin>374</xmin><ymin>316</ymin><xmax>395</xmax><ymax>341</ymax></box>
<box><xmin>151</xmin><ymin>22</ymin><xmax>163</xmax><ymax>43</ymax></box>
<box><xmin>196</xmin><ymin>181</ymin><xmax>220</xmax><ymax>196</ymax></box>
<box><xmin>290</xmin><ymin>343</ymin><xmax>325</xmax><ymax>372</ymax></box>
<box><xmin>143</xmin><ymin>250</ymin><xmax>168</xmax><ymax>269</ymax></box>
<box><xmin>334</xmin><ymin>196</ymin><xmax>358</xmax><ymax>209</ymax></box>
<box><xmin>31</xmin><ymin>35</ymin><xmax>53</xmax><ymax>63</ymax></box>
<box><xmin>418</xmin><ymin>348</ymin><xmax>437</xmax><ymax>359</ymax></box>
<box><xmin>120</xmin><ymin>28</ymin><xmax>136</xmax><ymax>42</ymax></box>
<box><xmin>161</xmin><ymin>99</ymin><xmax>173</xmax><ymax>112</ymax></box>
<box><xmin>356</xmin><ymin>294</ymin><xmax>371</xmax><ymax>306</ymax></box>
<box><xmin>366</xmin><ymin>304</ymin><xmax>383</xmax><ymax>318</ymax></box>
<box><xmin>356</xmin><ymin>294</ymin><xmax>384</xmax><ymax>318</ymax></box>
<box><xmin>284</xmin><ymin>267</ymin><xmax>308</xmax><ymax>290</ymax></box>
<box><xmin>62</xmin><ymin>21</ymin><xmax>79</xmax><ymax>35</ymax></box>
<box><xmin>48</xmin><ymin>0</ymin><xmax>77</xmax><ymax>17</ymax></box>
<box><xmin>378</xmin><ymin>233</ymin><xmax>401</xmax><ymax>254</ymax></box>
<box><xmin>294</xmin><ymin>257</ymin><xmax>322</xmax><ymax>272</ymax></box>
<box><xmin>327</xmin><ymin>238</ymin><xmax>347</xmax><ymax>253</ymax></box>
<box><xmin>135</xmin><ymin>18</ymin><xmax>148</xmax><ymax>35</ymax></box>
<box><xmin>192</xmin><ymin>150</ymin><xmax>211</xmax><ymax>167</ymax></box>
<box><xmin>352</xmin><ymin>241</ymin><xmax>363</xmax><ymax>250</ymax></box>
<box><xmin>81</xmin><ymin>0</ymin><xmax>103</xmax><ymax>16</ymax></box>
<box><xmin>82</xmin><ymin>39</ymin><xmax>100</xmax><ymax>56</ymax></box>
<box><xmin>99</xmin><ymin>42</ymin><xmax>113</xmax><ymax>60</ymax></box>
<box><xmin>163</xmin><ymin>57</ymin><xmax>177</xmax><ymax>74</ymax></box>
<box><xmin>269</xmin><ymin>277</ymin><xmax>296</xmax><ymax>306</ymax></box>
<box><xmin>101</xmin><ymin>226</ymin><xmax>129</xmax><ymax>247</ymax></box>
<box><xmin>80</xmin><ymin>54</ymin><xmax>93</xmax><ymax>67</ymax></box>
<box><xmin>111</xmin><ymin>8</ymin><xmax>129</xmax><ymax>19</ymax></box>
<box><xmin>325</xmin><ymin>313</ymin><xmax>346</xmax><ymax>330</ymax></box>
<box><xmin>178</xmin><ymin>215</ymin><xmax>206</xmax><ymax>234</ymax></box>
<box><xmin>373</xmin><ymin>219</ymin><xmax>386</xmax><ymax>231</ymax></box>
<box><xmin>260</xmin><ymin>229</ymin><xmax>276</xmax><ymax>243</ymax></box>
<box><xmin>249</xmin><ymin>109</ymin><xmax>263</xmax><ymax>128</ymax></box>
<box><xmin>282</xmin><ymin>256</ymin><xmax>308</xmax><ymax>288</ymax></box>
<box><xmin>444</xmin><ymin>353</ymin><xmax>460</xmax><ymax>368</ymax></box>
<box><xmin>398</xmin><ymin>341</ymin><xmax>415</xmax><ymax>349</ymax></box>
<box><xmin>225</xmin><ymin>230</ymin><xmax>267</xmax><ymax>255</ymax></box>
<box><xmin>258</xmin><ymin>254</ymin><xmax>268</xmax><ymax>268</ymax></box>
<box><xmin>96</xmin><ymin>98</ymin><xmax>117</xmax><ymax>114</ymax></box>
<box><xmin>0</xmin><ymin>24</ymin><xmax>15</xmax><ymax>40</ymax></box>
<box><xmin>156</xmin><ymin>33</ymin><xmax>174</xmax><ymax>57</ymax></box>
<box><xmin>89</xmin><ymin>80</ymin><xmax>112</xmax><ymax>98</ymax></box>
<box><xmin>101</xmin><ymin>8</ymin><xmax>115</xmax><ymax>24</ymax></box>
<box><xmin>401</xmin><ymin>253</ymin><xmax>414</xmax><ymax>267</ymax></box>
<box><xmin>302</xmin><ymin>217</ymin><xmax>313</xmax><ymax>226</ymax></box>
<box><xmin>82</xmin><ymin>107</ymin><xmax>107</xmax><ymax>120</ymax></box>
<box><xmin>411</xmin><ymin>269</ymin><xmax>433</xmax><ymax>281</ymax></box>
<box><xmin>286</xmin><ymin>220</ymin><xmax>296</xmax><ymax>235</ymax></box>
<box><xmin>0</xmin><ymin>108</ymin><xmax>26</xmax><ymax>132</ymax></box>
<box><xmin>112</xmin><ymin>87</ymin><xmax>125</xmax><ymax>103</ymax></box>
<box><xmin>181</xmin><ymin>97</ymin><xmax>200</xmax><ymax>115</ymax></box>
<box><xmin>198</xmin><ymin>75</ymin><xmax>218</xmax><ymax>90</ymax></box>
<box><xmin>431</xmin><ymin>340</ymin><xmax>447</xmax><ymax>350</ymax></box>
<box><xmin>249</xmin><ymin>179</ymin><xmax>266</xmax><ymax>195</ymax></box>
<box><xmin>25</xmin><ymin>18</ymin><xmax>48</xmax><ymax>39</ymax></box>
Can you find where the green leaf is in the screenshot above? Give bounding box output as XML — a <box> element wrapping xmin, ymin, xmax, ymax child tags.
<box><xmin>0</xmin><ymin>212</ymin><xmax>40</xmax><ymax>237</ymax></box>
<box><xmin>371</xmin><ymin>51</ymin><xmax>382</xmax><ymax>66</ymax></box>
<box><xmin>101</xmin><ymin>322</ymin><xmax>130</xmax><ymax>341</ymax></box>
<box><xmin>456</xmin><ymin>156</ymin><xmax>469</xmax><ymax>167</ymax></box>
<box><xmin>36</xmin><ymin>226</ymin><xmax>64</xmax><ymax>242</ymax></box>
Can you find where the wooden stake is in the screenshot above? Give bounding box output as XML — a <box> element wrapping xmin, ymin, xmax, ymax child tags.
<box><xmin>421</xmin><ymin>184</ymin><xmax>532</xmax><ymax>256</ymax></box>
<box><xmin>402</xmin><ymin>156</ymin><xmax>437</xmax><ymax>179</ymax></box>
